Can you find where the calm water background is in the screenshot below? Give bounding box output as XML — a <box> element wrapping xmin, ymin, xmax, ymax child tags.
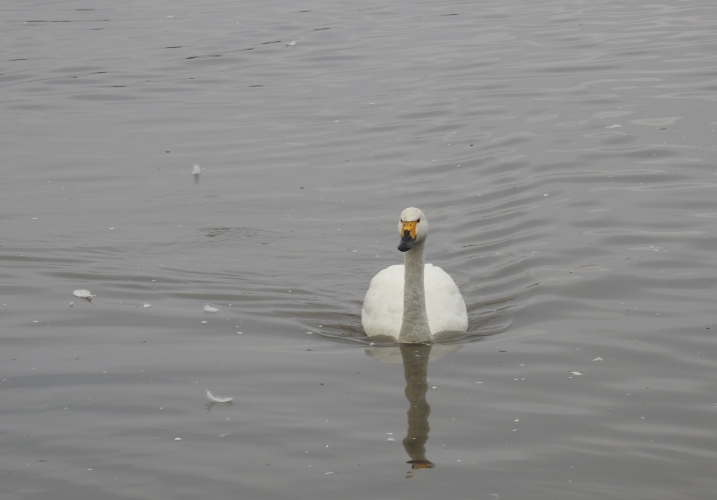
<box><xmin>2</xmin><ymin>0</ymin><xmax>717</xmax><ymax>498</ymax></box>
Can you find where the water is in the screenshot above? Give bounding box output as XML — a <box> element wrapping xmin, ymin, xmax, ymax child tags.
<box><xmin>2</xmin><ymin>0</ymin><xmax>717</xmax><ymax>498</ymax></box>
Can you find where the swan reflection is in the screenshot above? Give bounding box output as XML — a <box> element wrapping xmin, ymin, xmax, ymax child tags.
<box><xmin>400</xmin><ymin>343</ymin><xmax>434</xmax><ymax>469</ymax></box>
<box><xmin>366</xmin><ymin>342</ymin><xmax>462</xmax><ymax>471</ymax></box>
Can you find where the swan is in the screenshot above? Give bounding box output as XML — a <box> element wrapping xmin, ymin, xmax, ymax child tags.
<box><xmin>362</xmin><ymin>207</ymin><xmax>468</xmax><ymax>343</ymax></box>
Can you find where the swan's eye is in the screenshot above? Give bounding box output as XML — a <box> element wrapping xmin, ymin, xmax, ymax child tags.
<box><xmin>417</xmin><ymin>219</ymin><xmax>420</xmax><ymax>223</ymax></box>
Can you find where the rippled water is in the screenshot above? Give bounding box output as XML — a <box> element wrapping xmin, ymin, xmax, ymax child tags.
<box><xmin>2</xmin><ymin>0</ymin><xmax>717</xmax><ymax>498</ymax></box>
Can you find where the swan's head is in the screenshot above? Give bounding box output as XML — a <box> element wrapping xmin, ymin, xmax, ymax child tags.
<box><xmin>397</xmin><ymin>207</ymin><xmax>428</xmax><ymax>252</ymax></box>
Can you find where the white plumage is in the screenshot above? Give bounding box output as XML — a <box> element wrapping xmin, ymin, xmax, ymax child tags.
<box><xmin>362</xmin><ymin>208</ymin><xmax>468</xmax><ymax>342</ymax></box>
<box><xmin>362</xmin><ymin>263</ymin><xmax>467</xmax><ymax>338</ymax></box>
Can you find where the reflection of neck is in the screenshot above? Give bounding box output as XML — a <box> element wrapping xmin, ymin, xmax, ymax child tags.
<box><xmin>401</xmin><ymin>343</ymin><xmax>434</xmax><ymax>469</ymax></box>
<box><xmin>399</xmin><ymin>243</ymin><xmax>432</xmax><ymax>343</ymax></box>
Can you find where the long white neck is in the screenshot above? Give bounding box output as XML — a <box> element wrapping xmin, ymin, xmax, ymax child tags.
<box><xmin>399</xmin><ymin>242</ymin><xmax>432</xmax><ymax>343</ymax></box>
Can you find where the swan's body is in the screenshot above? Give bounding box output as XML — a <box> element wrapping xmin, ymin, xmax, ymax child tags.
<box><xmin>362</xmin><ymin>208</ymin><xmax>468</xmax><ymax>343</ymax></box>
<box><xmin>362</xmin><ymin>264</ymin><xmax>467</xmax><ymax>339</ymax></box>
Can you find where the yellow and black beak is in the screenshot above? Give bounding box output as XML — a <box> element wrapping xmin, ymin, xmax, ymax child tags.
<box><xmin>398</xmin><ymin>221</ymin><xmax>417</xmax><ymax>252</ymax></box>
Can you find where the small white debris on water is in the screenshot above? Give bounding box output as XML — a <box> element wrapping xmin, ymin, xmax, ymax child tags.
<box><xmin>143</xmin><ymin>303</ymin><xmax>151</xmax><ymax>308</ymax></box>
<box><xmin>174</xmin><ymin>437</ymin><xmax>182</xmax><ymax>441</ymax></box>
<box><xmin>192</xmin><ymin>164</ymin><xmax>201</xmax><ymax>175</ymax></box>
<box><xmin>476</xmin><ymin>381</ymin><xmax>482</xmax><ymax>384</ymax></box>
<box><xmin>206</xmin><ymin>389</ymin><xmax>233</xmax><ymax>403</ymax></box>
<box><xmin>570</xmin><ymin>371</ymin><xmax>582</xmax><ymax>376</ymax></box>
<box><xmin>387</xmin><ymin>438</ymin><xmax>395</xmax><ymax>441</ymax></box>
<box><xmin>286</xmin><ymin>40</ymin><xmax>296</xmax><ymax>47</ymax></box>
<box><xmin>73</xmin><ymin>289</ymin><xmax>95</xmax><ymax>300</ymax></box>
<box><xmin>201</xmin><ymin>321</ymin><xmax>207</xmax><ymax>324</ymax></box>
<box><xmin>203</xmin><ymin>305</ymin><xmax>219</xmax><ymax>313</ymax></box>
<box><xmin>605</xmin><ymin>124</ymin><xmax>622</xmax><ymax>128</ymax></box>
<box><xmin>593</xmin><ymin>357</ymin><xmax>603</xmax><ymax>361</ymax></box>
<box><xmin>69</xmin><ymin>302</ymin><xmax>74</xmax><ymax>307</ymax></box>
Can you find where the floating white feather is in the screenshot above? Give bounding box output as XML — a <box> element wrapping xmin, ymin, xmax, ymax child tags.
<box><xmin>206</xmin><ymin>389</ymin><xmax>233</xmax><ymax>403</ymax></box>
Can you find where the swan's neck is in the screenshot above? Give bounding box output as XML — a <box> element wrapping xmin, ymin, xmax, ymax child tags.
<box><xmin>399</xmin><ymin>242</ymin><xmax>432</xmax><ymax>343</ymax></box>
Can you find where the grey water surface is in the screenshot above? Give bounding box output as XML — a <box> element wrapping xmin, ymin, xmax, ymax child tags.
<box><xmin>2</xmin><ymin>0</ymin><xmax>717</xmax><ymax>498</ymax></box>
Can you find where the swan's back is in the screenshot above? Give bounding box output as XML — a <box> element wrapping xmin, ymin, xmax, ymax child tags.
<box><xmin>362</xmin><ymin>264</ymin><xmax>468</xmax><ymax>339</ymax></box>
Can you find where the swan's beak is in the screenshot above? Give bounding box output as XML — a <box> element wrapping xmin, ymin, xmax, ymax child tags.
<box><xmin>398</xmin><ymin>221</ymin><xmax>417</xmax><ymax>252</ymax></box>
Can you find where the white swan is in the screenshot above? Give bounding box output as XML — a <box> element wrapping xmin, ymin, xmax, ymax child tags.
<box><xmin>362</xmin><ymin>207</ymin><xmax>468</xmax><ymax>343</ymax></box>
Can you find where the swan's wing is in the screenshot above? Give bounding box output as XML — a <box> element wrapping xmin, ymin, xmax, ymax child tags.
<box><xmin>424</xmin><ymin>264</ymin><xmax>468</xmax><ymax>334</ymax></box>
<box><xmin>362</xmin><ymin>265</ymin><xmax>404</xmax><ymax>338</ymax></box>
